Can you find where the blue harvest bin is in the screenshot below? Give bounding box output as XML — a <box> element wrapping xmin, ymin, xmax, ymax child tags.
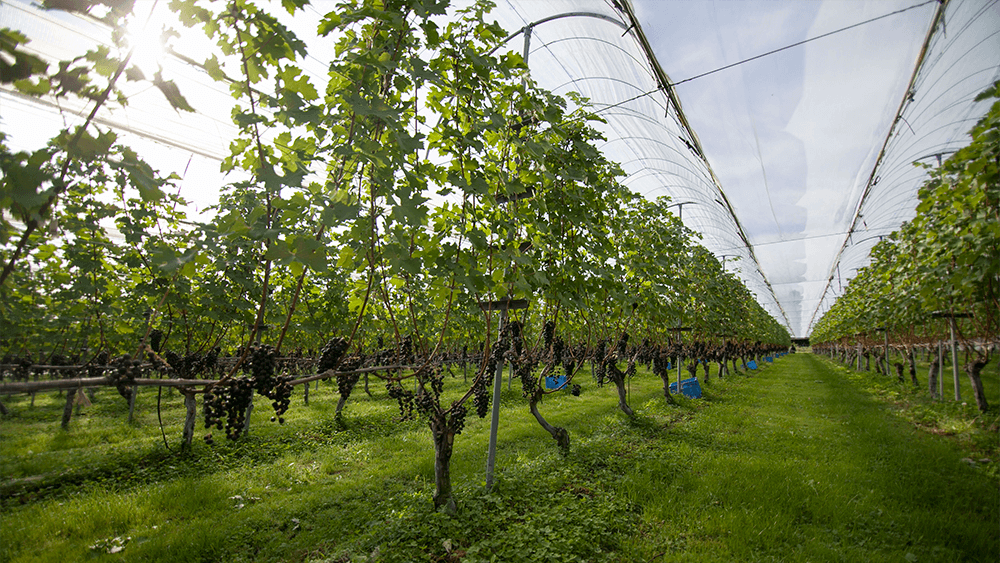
<box><xmin>668</xmin><ymin>377</ymin><xmax>702</xmax><ymax>399</ymax></box>
<box><xmin>666</xmin><ymin>361</ymin><xmax>671</xmax><ymax>370</ymax></box>
<box><xmin>545</xmin><ymin>375</ymin><xmax>567</xmax><ymax>389</ymax></box>
<box><xmin>766</xmin><ymin>356</ymin><xmax>774</xmax><ymax>363</ymax></box>
<box><xmin>747</xmin><ymin>360</ymin><xmax>758</xmax><ymax>370</ymax></box>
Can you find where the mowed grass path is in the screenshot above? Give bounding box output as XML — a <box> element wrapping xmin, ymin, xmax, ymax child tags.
<box><xmin>625</xmin><ymin>353</ymin><xmax>998</xmax><ymax>562</ymax></box>
<box><xmin>1</xmin><ymin>353</ymin><xmax>997</xmax><ymax>562</ymax></box>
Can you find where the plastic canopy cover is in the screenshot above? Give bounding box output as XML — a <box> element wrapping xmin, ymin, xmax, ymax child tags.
<box><xmin>2</xmin><ymin>0</ymin><xmax>997</xmax><ymax>336</ymax></box>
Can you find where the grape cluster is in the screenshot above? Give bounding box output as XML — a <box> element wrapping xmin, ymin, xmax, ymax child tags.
<box><xmin>605</xmin><ymin>359</ymin><xmax>625</xmax><ymax>385</ymax></box>
<box><xmin>517</xmin><ymin>357</ymin><xmax>537</xmax><ymax>398</ymax></box>
<box><xmin>472</xmin><ymin>387</ymin><xmax>490</xmax><ymax>418</ymax></box>
<box><xmin>542</xmin><ymin>320</ymin><xmax>555</xmax><ymax>350</ymax></box>
<box><xmin>427</xmin><ymin>368</ymin><xmax>444</xmax><ymax>398</ymax></box>
<box><xmin>337</xmin><ymin>372</ymin><xmax>360</xmax><ymax>400</ymax></box>
<box><xmin>415</xmin><ymin>388</ymin><xmax>437</xmax><ymax>416</ymax></box>
<box><xmin>318</xmin><ymin>337</ymin><xmax>348</xmax><ymax>372</ymax></box>
<box><xmin>249</xmin><ymin>345</ymin><xmax>277</xmax><ymax>393</ymax></box>
<box><xmin>87</xmin><ymin>351</ymin><xmax>109</xmax><ymax>379</ymax></box>
<box><xmin>204</xmin><ymin>347</ymin><xmax>220</xmax><ymax>375</ymax></box>
<box><xmin>110</xmin><ymin>355</ymin><xmax>141</xmax><ymax>399</ymax></box>
<box><xmin>626</xmin><ymin>359</ymin><xmax>637</xmax><ymax>380</ymax></box>
<box><xmin>399</xmin><ymin>336</ymin><xmax>414</xmax><ymax>364</ymax></box>
<box><xmin>268</xmin><ymin>374</ymin><xmax>294</xmax><ymax>422</ymax></box>
<box><xmin>14</xmin><ymin>356</ymin><xmax>31</xmax><ymax>382</ymax></box>
<box><xmin>203</xmin><ymin>377</ymin><xmax>254</xmax><ymax>440</ymax></box>
<box><xmin>616</xmin><ymin>332</ymin><xmax>629</xmax><ymax>357</ymax></box>
<box><xmin>506</xmin><ymin>321</ymin><xmax>523</xmax><ymax>357</ymax></box>
<box><xmin>593</xmin><ymin>340</ymin><xmax>607</xmax><ymax>386</ymax></box>
<box><xmin>149</xmin><ymin>329</ymin><xmax>164</xmax><ymax>353</ymax></box>
<box><xmin>447</xmin><ymin>403</ymin><xmax>467</xmax><ymax>434</ymax></box>
<box><xmin>386</xmin><ymin>382</ymin><xmax>415</xmax><ymax>420</ymax></box>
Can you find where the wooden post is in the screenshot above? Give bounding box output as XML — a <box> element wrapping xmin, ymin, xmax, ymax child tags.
<box><xmin>937</xmin><ymin>341</ymin><xmax>944</xmax><ymax>399</ymax></box>
<box><xmin>884</xmin><ymin>330</ymin><xmax>889</xmax><ymax>377</ymax></box>
<box><xmin>61</xmin><ymin>389</ymin><xmax>76</xmax><ymax>429</ymax></box>
<box><xmin>949</xmin><ymin>318</ymin><xmax>960</xmax><ymax>401</ymax></box>
<box><xmin>243</xmin><ymin>396</ymin><xmax>253</xmax><ymax>436</ymax></box>
<box><xmin>128</xmin><ymin>386</ymin><xmax>137</xmax><ymax>423</ymax></box>
<box><xmin>931</xmin><ymin>311</ymin><xmax>971</xmax><ymax>402</ymax></box>
<box><xmin>182</xmin><ymin>391</ymin><xmax>197</xmax><ymax>448</ymax></box>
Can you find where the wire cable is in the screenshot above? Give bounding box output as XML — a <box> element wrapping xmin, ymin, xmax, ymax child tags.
<box><xmin>668</xmin><ymin>0</ymin><xmax>939</xmax><ymax>88</ymax></box>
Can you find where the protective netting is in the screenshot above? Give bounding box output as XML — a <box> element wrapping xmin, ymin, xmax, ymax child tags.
<box><xmin>2</xmin><ymin>0</ymin><xmax>997</xmax><ymax>336</ymax></box>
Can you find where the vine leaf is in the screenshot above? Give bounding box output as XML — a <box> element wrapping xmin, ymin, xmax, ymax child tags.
<box><xmin>153</xmin><ymin>70</ymin><xmax>195</xmax><ymax>112</ymax></box>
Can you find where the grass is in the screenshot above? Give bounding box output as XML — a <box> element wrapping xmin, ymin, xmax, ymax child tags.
<box><xmin>1</xmin><ymin>354</ymin><xmax>997</xmax><ymax>562</ymax></box>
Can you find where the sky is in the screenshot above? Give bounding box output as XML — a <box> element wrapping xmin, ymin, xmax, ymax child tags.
<box><xmin>3</xmin><ymin>0</ymin><xmax>998</xmax><ymax>336</ymax></box>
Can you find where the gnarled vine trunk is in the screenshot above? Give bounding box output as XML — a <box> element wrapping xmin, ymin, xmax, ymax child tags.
<box><xmin>965</xmin><ymin>360</ymin><xmax>989</xmax><ymax>412</ymax></box>
<box><xmin>606</xmin><ymin>362</ymin><xmax>634</xmax><ymax>417</ymax></box>
<box><xmin>907</xmin><ymin>347</ymin><xmax>918</xmax><ymax>386</ymax></box>
<box><xmin>429</xmin><ymin>415</ymin><xmax>457</xmax><ymax>513</ymax></box>
<box><xmin>658</xmin><ymin>372</ymin><xmax>675</xmax><ymax>403</ymax></box>
<box><xmin>529</xmin><ymin>390</ymin><xmax>570</xmax><ymax>454</ymax></box>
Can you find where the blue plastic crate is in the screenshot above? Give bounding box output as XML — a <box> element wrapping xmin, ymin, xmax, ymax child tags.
<box><xmin>545</xmin><ymin>375</ymin><xmax>567</xmax><ymax>389</ymax></box>
<box><xmin>668</xmin><ymin>377</ymin><xmax>702</xmax><ymax>399</ymax></box>
<box><xmin>766</xmin><ymin>356</ymin><xmax>774</xmax><ymax>363</ymax></box>
<box><xmin>747</xmin><ymin>360</ymin><xmax>758</xmax><ymax>370</ymax></box>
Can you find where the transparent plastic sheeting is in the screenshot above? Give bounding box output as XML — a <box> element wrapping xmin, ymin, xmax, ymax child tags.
<box><xmin>804</xmin><ymin>0</ymin><xmax>1000</xmax><ymax>333</ymax></box>
<box><xmin>2</xmin><ymin>0</ymin><xmax>998</xmax><ymax>336</ymax></box>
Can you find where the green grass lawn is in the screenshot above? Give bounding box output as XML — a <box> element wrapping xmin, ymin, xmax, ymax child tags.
<box><xmin>1</xmin><ymin>354</ymin><xmax>997</xmax><ymax>562</ymax></box>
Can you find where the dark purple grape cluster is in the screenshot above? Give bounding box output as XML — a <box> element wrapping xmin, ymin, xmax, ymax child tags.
<box><xmin>472</xmin><ymin>374</ymin><xmax>490</xmax><ymax>418</ymax></box>
<box><xmin>204</xmin><ymin>347</ymin><xmax>220</xmax><ymax>375</ymax></box>
<box><xmin>517</xmin><ymin>357</ymin><xmax>537</xmax><ymax>398</ymax></box>
<box><xmin>542</xmin><ymin>320</ymin><xmax>555</xmax><ymax>350</ymax></box>
<box><xmin>110</xmin><ymin>355</ymin><xmax>141</xmax><ymax>399</ymax></box>
<box><xmin>448</xmin><ymin>403</ymin><xmax>467</xmax><ymax>434</ymax></box>
<box><xmin>268</xmin><ymin>374</ymin><xmax>293</xmax><ymax>422</ymax></box>
<box><xmin>250</xmin><ymin>345</ymin><xmax>277</xmax><ymax>394</ymax></box>
<box><xmin>506</xmin><ymin>321</ymin><xmax>523</xmax><ymax>356</ymax></box>
<box><xmin>605</xmin><ymin>359</ymin><xmax>625</xmax><ymax>385</ymax></box>
<box><xmin>337</xmin><ymin>372</ymin><xmax>360</xmax><ymax>400</ymax></box>
<box><xmin>427</xmin><ymin>368</ymin><xmax>444</xmax><ymax>398</ymax></box>
<box><xmin>626</xmin><ymin>359</ymin><xmax>637</xmax><ymax>380</ymax></box>
<box><xmin>149</xmin><ymin>329</ymin><xmax>164</xmax><ymax>353</ymax></box>
<box><xmin>398</xmin><ymin>336</ymin><xmax>414</xmax><ymax>364</ymax></box>
<box><xmin>87</xmin><ymin>350</ymin><xmax>109</xmax><ymax>379</ymax></box>
<box><xmin>386</xmin><ymin>382</ymin><xmax>415</xmax><ymax>420</ymax></box>
<box><xmin>616</xmin><ymin>332</ymin><xmax>629</xmax><ymax>357</ymax></box>
<box><xmin>415</xmin><ymin>388</ymin><xmax>437</xmax><ymax>416</ymax></box>
<box><xmin>318</xmin><ymin>337</ymin><xmax>348</xmax><ymax>372</ymax></box>
<box><xmin>203</xmin><ymin>376</ymin><xmax>254</xmax><ymax>440</ymax></box>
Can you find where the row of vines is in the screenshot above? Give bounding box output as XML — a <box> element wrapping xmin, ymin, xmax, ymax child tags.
<box><xmin>0</xmin><ymin>0</ymin><xmax>790</xmax><ymax>511</ymax></box>
<box><xmin>811</xmin><ymin>81</ymin><xmax>1000</xmax><ymax>412</ymax></box>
